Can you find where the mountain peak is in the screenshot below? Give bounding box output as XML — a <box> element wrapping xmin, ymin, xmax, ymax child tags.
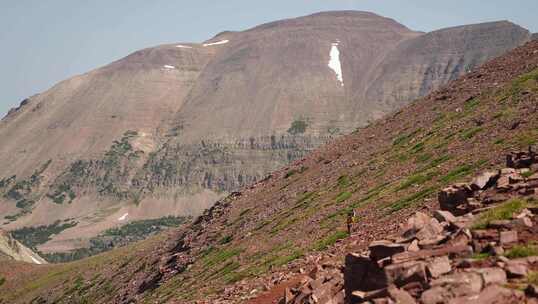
<box><xmin>246</xmin><ymin>10</ymin><xmax>413</xmax><ymax>33</ymax></box>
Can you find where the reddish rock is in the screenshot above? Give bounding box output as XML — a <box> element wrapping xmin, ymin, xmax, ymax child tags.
<box><xmin>509</xmin><ymin>173</ymin><xmax>525</xmax><ymax>184</ymax></box>
<box><xmin>344</xmin><ymin>253</ymin><xmax>386</xmax><ymax>300</ymax></box>
<box><xmin>285</xmin><ymin>287</ymin><xmax>295</xmax><ymax>303</ymax></box>
<box><xmin>472</xmin><ymin>239</ymin><xmax>488</xmax><ymax>254</ymax></box>
<box><xmin>528</xmin><ymin>180</ymin><xmax>538</xmax><ymax>188</ymax></box>
<box><xmin>434</xmin><ymin>210</ymin><xmax>457</xmax><ymax>224</ymax></box>
<box><xmin>376</xmin><ymin>257</ymin><xmax>392</xmax><ymax>268</ymax></box>
<box><xmin>513</xmin><ymin>216</ymin><xmax>533</xmax><ymax>228</ymax></box>
<box><xmin>499</xmin><ymin>230</ymin><xmax>518</xmax><ymax>245</ymax></box>
<box><xmin>439</xmin><ymin>185</ymin><xmax>472</xmax><ymax>214</ymax></box>
<box><xmin>472</xmin><ymin>229</ymin><xmax>499</xmax><ymax>240</ymax></box>
<box><xmin>415</xmin><ymin>218</ymin><xmax>444</xmax><ymax>241</ymax></box>
<box><xmin>454</xmin><ymin>258</ymin><xmax>474</xmax><ymax>269</ymax></box>
<box><xmin>418</xmin><ymin>235</ymin><xmax>447</xmax><ymax>249</ymax></box>
<box><xmin>447</xmin><ymin>229</ymin><xmax>472</xmax><ymax>247</ymax></box>
<box><xmin>471</xmin><ymin>171</ymin><xmax>500</xmax><ymax>190</ymax></box>
<box><xmin>421</xmin><ymin>272</ymin><xmax>483</xmax><ymax>304</ymax></box>
<box><xmin>516</xmin><ymin>208</ymin><xmax>533</xmax><ymax>219</ymax></box>
<box><xmin>507</xmin><ymin>149</ymin><xmax>536</xmax><ymax>169</ymax></box>
<box><xmin>466</xmin><ymin>198</ymin><xmax>483</xmax><ymax>211</ymax></box>
<box><xmin>311</xmin><ymin>279</ymin><xmax>341</xmax><ymax>303</ymax></box>
<box><xmin>369</xmin><ymin>240</ymin><xmax>407</xmax><ymax>262</ymax></box>
<box><xmin>433</xmin><ymin>210</ymin><xmax>456</xmax><ymax>223</ymax></box>
<box><xmin>392</xmin><ymin>245</ymin><xmax>472</xmax><ymax>264</ymax></box>
<box><xmin>407</xmin><ymin>240</ymin><xmax>420</xmax><ymax>252</ymax></box>
<box><xmin>387</xmin><ymin>285</ymin><xmax>416</xmax><ymax>304</ymax></box>
<box><xmin>481</xmin><ymin>192</ymin><xmax>511</xmax><ymax>204</ymax></box>
<box><xmin>327</xmin><ymin>290</ymin><xmax>344</xmax><ymax>304</ymax></box>
<box><xmin>451</xmin><ymin>215</ymin><xmax>474</xmax><ymax>229</ymax></box>
<box><xmin>420</xmin><ymin>286</ymin><xmax>449</xmax><ymax>304</ymax></box>
<box><xmin>505</xmin><ymin>260</ymin><xmax>528</xmax><ymax>277</ymax></box>
<box><xmin>471</xmin><ymin>267</ymin><xmax>507</xmax><ymax>285</ymax></box>
<box><xmin>501</xmin><ymin>168</ymin><xmax>517</xmax><ymax>175</ymax></box>
<box><xmin>496</xmin><ymin>175</ymin><xmax>512</xmax><ymax>191</ymax></box>
<box><xmin>400</xmin><ymin>212</ymin><xmax>433</xmax><ymax>238</ymax></box>
<box><xmin>384</xmin><ymin>261</ymin><xmax>427</xmax><ymax>287</ymax></box>
<box><xmin>371</xmin><ymin>297</ymin><xmax>393</xmax><ymax>304</ymax></box>
<box><xmin>488</xmin><ymin>245</ymin><xmax>505</xmax><ymax>256</ymax></box>
<box><xmin>426</xmin><ymin>256</ymin><xmax>452</xmax><ymax>279</ymax></box>
<box><xmin>449</xmin><ymin>285</ymin><xmax>525</xmax><ymax>304</ymax></box>
<box><xmin>350</xmin><ymin>288</ymin><xmax>388</xmax><ymax>302</ymax></box>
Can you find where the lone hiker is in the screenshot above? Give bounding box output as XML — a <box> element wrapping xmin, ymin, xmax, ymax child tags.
<box><xmin>347</xmin><ymin>210</ymin><xmax>358</xmax><ymax>234</ymax></box>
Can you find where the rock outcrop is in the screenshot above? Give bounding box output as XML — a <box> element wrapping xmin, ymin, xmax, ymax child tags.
<box><xmin>0</xmin><ymin>229</ymin><xmax>46</xmax><ymax>264</ymax></box>
<box><xmin>282</xmin><ymin>148</ymin><xmax>538</xmax><ymax>303</ymax></box>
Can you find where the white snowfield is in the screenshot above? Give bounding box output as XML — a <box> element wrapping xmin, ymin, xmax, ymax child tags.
<box><xmin>328</xmin><ymin>41</ymin><xmax>344</xmax><ymax>86</ymax></box>
<box><xmin>176</xmin><ymin>44</ymin><xmax>193</xmax><ymax>49</ymax></box>
<box><xmin>31</xmin><ymin>256</ymin><xmax>43</xmax><ymax>264</ymax></box>
<box><xmin>163</xmin><ymin>65</ymin><xmax>176</xmax><ymax>69</ymax></box>
<box><xmin>203</xmin><ymin>39</ymin><xmax>229</xmax><ymax>47</ymax></box>
<box><xmin>118</xmin><ymin>213</ymin><xmax>129</xmax><ymax>221</ymax></box>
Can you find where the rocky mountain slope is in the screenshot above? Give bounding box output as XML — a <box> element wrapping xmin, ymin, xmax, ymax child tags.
<box><xmin>1</xmin><ymin>36</ymin><xmax>537</xmax><ymax>304</ymax></box>
<box><xmin>0</xmin><ymin>11</ymin><xmax>532</xmax><ymax>255</ymax></box>
<box><xmin>285</xmin><ymin>149</ymin><xmax>538</xmax><ymax>303</ymax></box>
<box><xmin>0</xmin><ymin>229</ymin><xmax>46</xmax><ymax>264</ymax></box>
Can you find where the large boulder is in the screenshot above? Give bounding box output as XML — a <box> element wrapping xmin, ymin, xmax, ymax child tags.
<box><xmin>426</xmin><ymin>256</ymin><xmax>452</xmax><ymax>279</ymax></box>
<box><xmin>400</xmin><ymin>212</ymin><xmax>434</xmax><ymax>237</ymax></box>
<box><xmin>471</xmin><ymin>268</ymin><xmax>507</xmax><ymax>286</ymax></box>
<box><xmin>470</xmin><ymin>171</ymin><xmax>500</xmax><ymax>191</ymax></box>
<box><xmin>448</xmin><ymin>285</ymin><xmax>525</xmax><ymax>304</ymax></box>
<box><xmin>369</xmin><ymin>240</ymin><xmax>407</xmax><ymax>262</ymax></box>
<box><xmin>420</xmin><ymin>272</ymin><xmax>483</xmax><ymax>304</ymax></box>
<box><xmin>433</xmin><ymin>210</ymin><xmax>457</xmax><ymax>224</ymax></box>
<box><xmin>507</xmin><ymin>148</ymin><xmax>536</xmax><ymax>169</ymax></box>
<box><xmin>384</xmin><ymin>261</ymin><xmax>428</xmax><ymax>287</ymax></box>
<box><xmin>344</xmin><ymin>253</ymin><xmax>387</xmax><ymax>301</ymax></box>
<box><xmin>387</xmin><ymin>285</ymin><xmax>417</xmax><ymax>304</ymax></box>
<box><xmin>391</xmin><ymin>244</ymin><xmax>472</xmax><ymax>264</ymax></box>
<box><xmin>438</xmin><ymin>184</ymin><xmax>473</xmax><ymax>214</ymax></box>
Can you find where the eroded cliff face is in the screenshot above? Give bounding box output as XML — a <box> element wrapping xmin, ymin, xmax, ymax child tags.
<box><xmin>46</xmin><ymin>133</ymin><xmax>324</xmax><ymax>201</ymax></box>
<box><xmin>0</xmin><ymin>229</ymin><xmax>47</xmax><ymax>264</ymax></box>
<box><xmin>0</xmin><ymin>11</ymin><xmax>532</xmax><ymax>253</ymax></box>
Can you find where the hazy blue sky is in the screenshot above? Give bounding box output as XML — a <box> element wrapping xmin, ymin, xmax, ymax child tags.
<box><xmin>1</xmin><ymin>0</ymin><xmax>537</xmax><ymax>116</ymax></box>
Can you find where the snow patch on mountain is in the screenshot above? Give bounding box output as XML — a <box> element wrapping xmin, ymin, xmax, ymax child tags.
<box><xmin>31</xmin><ymin>256</ymin><xmax>43</xmax><ymax>264</ymax></box>
<box><xmin>176</xmin><ymin>45</ymin><xmax>193</xmax><ymax>49</ymax></box>
<box><xmin>203</xmin><ymin>39</ymin><xmax>229</xmax><ymax>47</ymax></box>
<box><xmin>328</xmin><ymin>41</ymin><xmax>344</xmax><ymax>86</ymax></box>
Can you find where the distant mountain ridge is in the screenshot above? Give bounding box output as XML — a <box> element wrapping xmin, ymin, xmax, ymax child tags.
<box><xmin>0</xmin><ymin>11</ymin><xmax>532</xmax><ymax>255</ymax></box>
